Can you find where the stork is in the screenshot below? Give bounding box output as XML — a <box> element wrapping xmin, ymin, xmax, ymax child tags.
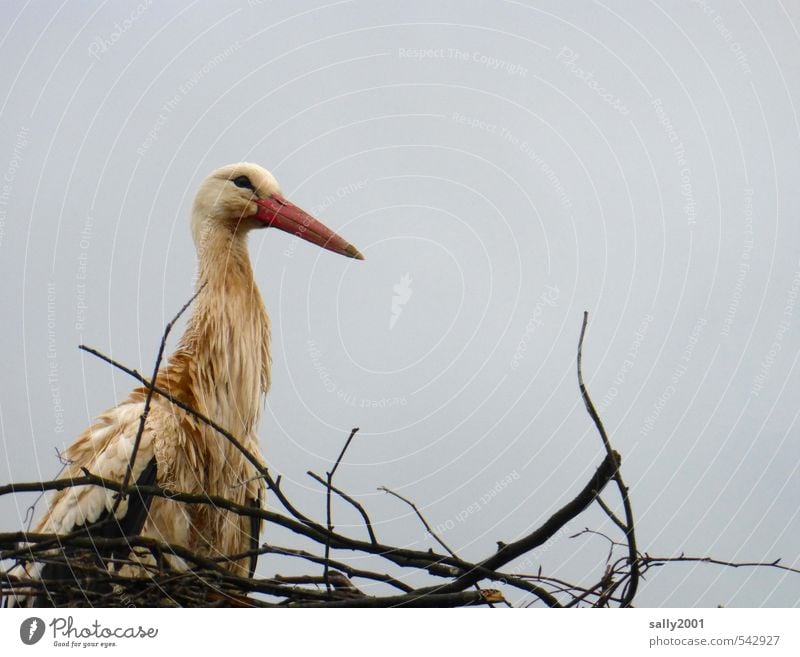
<box><xmin>5</xmin><ymin>163</ymin><xmax>363</xmax><ymax>605</ymax></box>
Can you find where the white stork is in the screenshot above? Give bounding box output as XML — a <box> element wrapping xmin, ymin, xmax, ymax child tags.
<box><xmin>5</xmin><ymin>163</ymin><xmax>363</xmax><ymax>604</ymax></box>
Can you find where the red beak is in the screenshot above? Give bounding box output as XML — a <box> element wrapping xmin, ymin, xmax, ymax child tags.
<box><xmin>255</xmin><ymin>195</ymin><xmax>364</xmax><ymax>260</ymax></box>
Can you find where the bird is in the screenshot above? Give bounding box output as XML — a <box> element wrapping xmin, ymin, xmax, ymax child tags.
<box><xmin>4</xmin><ymin>163</ymin><xmax>363</xmax><ymax>605</ymax></box>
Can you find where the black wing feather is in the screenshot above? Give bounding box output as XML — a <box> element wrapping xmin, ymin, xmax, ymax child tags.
<box><xmin>34</xmin><ymin>457</ymin><xmax>158</xmax><ymax>605</ymax></box>
<box><xmin>246</xmin><ymin>494</ymin><xmax>261</xmax><ymax>578</ymax></box>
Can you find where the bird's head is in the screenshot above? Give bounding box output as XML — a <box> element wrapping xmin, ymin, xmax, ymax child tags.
<box><xmin>191</xmin><ymin>162</ymin><xmax>364</xmax><ymax>260</ymax></box>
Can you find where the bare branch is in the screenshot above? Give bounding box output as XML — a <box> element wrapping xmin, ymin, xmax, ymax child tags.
<box><xmin>323</xmin><ymin>427</ymin><xmax>360</xmax><ymax>590</ymax></box>
<box><xmin>640</xmin><ymin>554</ymin><xmax>800</xmax><ymax>576</ymax></box>
<box><xmin>595</xmin><ymin>496</ymin><xmax>627</xmax><ymax>533</ymax></box>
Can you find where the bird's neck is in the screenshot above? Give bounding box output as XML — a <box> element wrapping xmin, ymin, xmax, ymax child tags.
<box><xmin>170</xmin><ymin>229</ymin><xmax>271</xmax><ymax>436</ymax></box>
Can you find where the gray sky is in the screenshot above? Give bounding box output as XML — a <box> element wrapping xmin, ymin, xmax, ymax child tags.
<box><xmin>1</xmin><ymin>0</ymin><xmax>798</xmax><ymax>607</ymax></box>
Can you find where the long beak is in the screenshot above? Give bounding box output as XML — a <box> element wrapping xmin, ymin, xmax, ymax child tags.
<box><xmin>255</xmin><ymin>195</ymin><xmax>364</xmax><ymax>260</ymax></box>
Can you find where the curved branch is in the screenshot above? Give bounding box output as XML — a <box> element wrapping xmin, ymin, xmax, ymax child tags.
<box><xmin>577</xmin><ymin>311</ymin><xmax>639</xmax><ymax>606</ymax></box>
<box><xmin>307</xmin><ymin>471</ymin><xmax>376</xmax><ymax>544</ymax></box>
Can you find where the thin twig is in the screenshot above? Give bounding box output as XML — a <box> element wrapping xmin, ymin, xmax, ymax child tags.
<box><xmin>570</xmin><ymin>527</ymin><xmax>626</xmax><ymax>566</ymax></box>
<box><xmin>307</xmin><ymin>471</ymin><xmax>377</xmax><ymax>544</ymax></box>
<box><xmin>378</xmin><ymin>486</ymin><xmax>458</xmax><ymax>558</ymax></box>
<box><xmin>323</xmin><ymin>428</ymin><xmax>359</xmax><ymax>591</ymax></box>
<box><xmin>640</xmin><ymin>553</ymin><xmax>800</xmax><ymax>576</ymax></box>
<box><xmin>113</xmin><ymin>284</ymin><xmax>204</xmax><ymax>516</ymax></box>
<box><xmin>378</xmin><ymin>485</ymin><xmax>501</xmax><ymax>607</ymax></box>
<box><xmin>595</xmin><ymin>495</ymin><xmax>628</xmax><ymax>533</ymax></box>
<box><xmin>275</xmin><ymin>572</ymin><xmax>362</xmax><ymax>595</ymax></box>
<box><xmin>330</xmin><ymin>427</ymin><xmax>359</xmax><ymax>480</ymax></box>
<box><xmin>262</xmin><ymin>545</ymin><xmax>414</xmax><ymax>593</ymax></box>
<box><xmin>289</xmin><ymin>589</ymin><xmax>501</xmax><ymax>608</ymax></box>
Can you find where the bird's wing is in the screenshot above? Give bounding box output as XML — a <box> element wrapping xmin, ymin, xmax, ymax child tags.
<box><xmin>3</xmin><ymin>401</ymin><xmax>159</xmax><ymax>606</ymax></box>
<box><xmin>36</xmin><ymin>400</ymin><xmax>158</xmax><ymax>538</ymax></box>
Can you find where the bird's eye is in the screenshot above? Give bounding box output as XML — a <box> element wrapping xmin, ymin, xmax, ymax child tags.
<box><xmin>232</xmin><ymin>175</ymin><xmax>255</xmax><ymax>191</ymax></box>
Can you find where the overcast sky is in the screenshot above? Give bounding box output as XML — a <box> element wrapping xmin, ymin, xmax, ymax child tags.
<box><xmin>1</xmin><ymin>0</ymin><xmax>798</xmax><ymax>607</ymax></box>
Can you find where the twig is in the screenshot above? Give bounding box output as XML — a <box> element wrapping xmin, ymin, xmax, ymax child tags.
<box><xmin>113</xmin><ymin>284</ymin><xmax>204</xmax><ymax>516</ymax></box>
<box><xmin>275</xmin><ymin>572</ymin><xmax>362</xmax><ymax>595</ymax></box>
<box><xmin>330</xmin><ymin>428</ymin><xmax>359</xmax><ymax>480</ymax></box>
<box><xmin>378</xmin><ymin>486</ymin><xmax>458</xmax><ymax>558</ymax></box>
<box><xmin>290</xmin><ymin>589</ymin><xmax>501</xmax><ymax>608</ymax></box>
<box><xmin>595</xmin><ymin>495</ymin><xmax>628</xmax><ymax>533</ymax></box>
<box><xmin>378</xmin><ymin>485</ymin><xmax>502</xmax><ymax>606</ymax></box>
<box><xmin>307</xmin><ymin>471</ymin><xmax>376</xmax><ymax>544</ymax></box>
<box><xmin>262</xmin><ymin>545</ymin><xmax>414</xmax><ymax>593</ymax></box>
<box><xmin>640</xmin><ymin>553</ymin><xmax>800</xmax><ymax>576</ymax></box>
<box><xmin>570</xmin><ymin>527</ymin><xmax>626</xmax><ymax>566</ymax></box>
<box><xmin>124</xmin><ymin>287</ymin><xmax>204</xmax><ymax>484</ymax></box>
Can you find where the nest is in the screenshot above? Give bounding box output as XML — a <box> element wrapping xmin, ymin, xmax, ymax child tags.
<box><xmin>0</xmin><ymin>313</ymin><xmax>637</xmax><ymax>608</ymax></box>
<box><xmin>7</xmin><ymin>312</ymin><xmax>785</xmax><ymax>607</ymax></box>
